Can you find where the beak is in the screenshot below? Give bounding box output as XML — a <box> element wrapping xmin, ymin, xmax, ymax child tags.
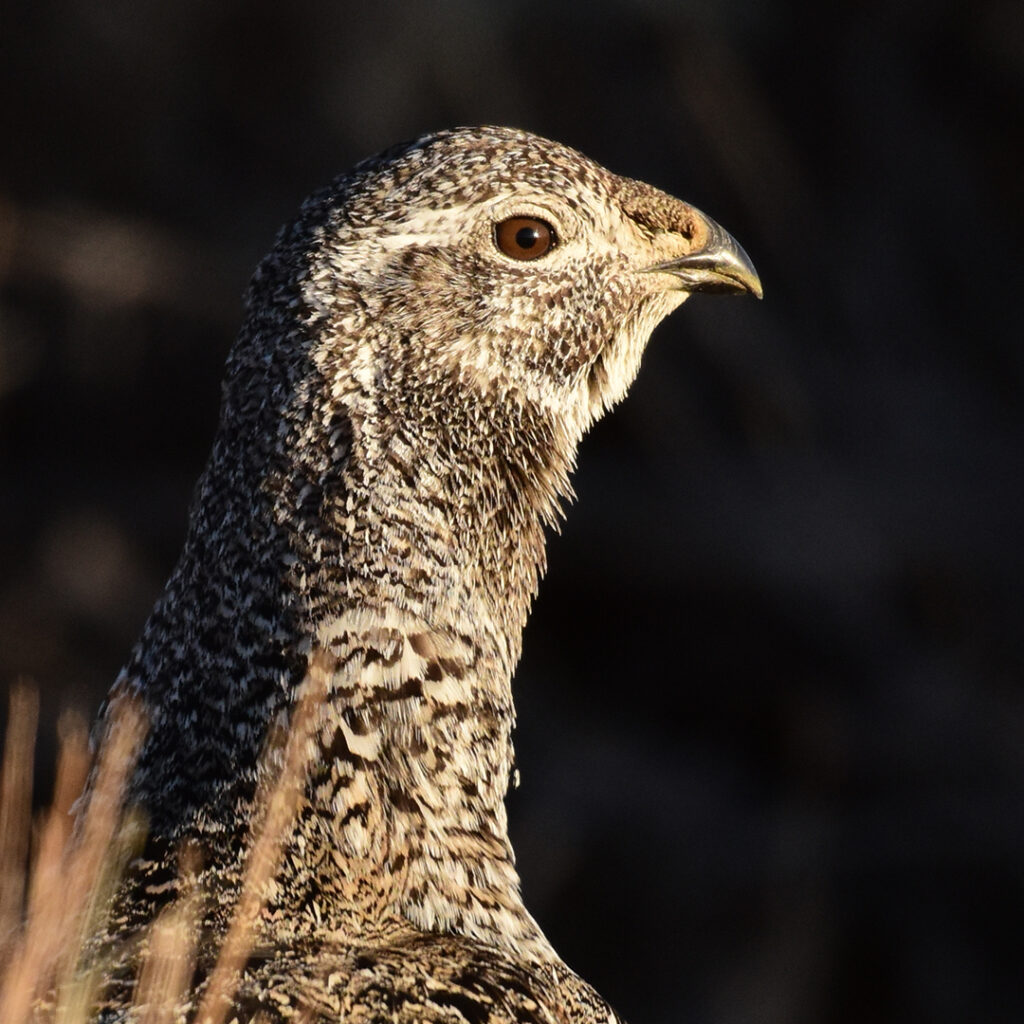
<box><xmin>644</xmin><ymin>209</ymin><xmax>763</xmax><ymax>299</ymax></box>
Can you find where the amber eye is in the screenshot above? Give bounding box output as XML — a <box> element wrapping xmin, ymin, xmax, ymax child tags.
<box><xmin>494</xmin><ymin>216</ymin><xmax>556</xmax><ymax>260</ymax></box>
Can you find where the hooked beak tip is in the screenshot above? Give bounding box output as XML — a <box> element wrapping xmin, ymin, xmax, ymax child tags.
<box><xmin>645</xmin><ymin>212</ymin><xmax>763</xmax><ymax>300</ymax></box>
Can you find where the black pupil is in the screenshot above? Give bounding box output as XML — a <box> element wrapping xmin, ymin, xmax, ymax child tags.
<box><xmin>515</xmin><ymin>226</ymin><xmax>540</xmax><ymax>250</ymax></box>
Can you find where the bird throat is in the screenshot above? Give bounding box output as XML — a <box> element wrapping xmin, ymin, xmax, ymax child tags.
<box><xmin>272</xmin><ymin>381</ymin><xmax>568</xmax><ymax>958</ymax></box>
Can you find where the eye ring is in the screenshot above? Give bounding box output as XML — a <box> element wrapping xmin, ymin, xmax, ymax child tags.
<box><xmin>494</xmin><ymin>216</ymin><xmax>557</xmax><ymax>261</ymax></box>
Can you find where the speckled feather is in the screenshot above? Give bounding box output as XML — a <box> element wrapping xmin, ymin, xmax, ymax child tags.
<box><xmin>89</xmin><ymin>127</ymin><xmax>758</xmax><ymax>1022</ymax></box>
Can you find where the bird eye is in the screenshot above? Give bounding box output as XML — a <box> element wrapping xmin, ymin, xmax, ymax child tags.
<box><xmin>494</xmin><ymin>217</ymin><xmax>556</xmax><ymax>260</ymax></box>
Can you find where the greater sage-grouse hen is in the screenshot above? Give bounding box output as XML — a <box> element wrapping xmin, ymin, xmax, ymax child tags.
<box><xmin>91</xmin><ymin>127</ymin><xmax>761</xmax><ymax>1023</ymax></box>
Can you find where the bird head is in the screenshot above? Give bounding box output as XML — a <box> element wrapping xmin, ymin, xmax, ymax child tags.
<box><xmin>277</xmin><ymin>126</ymin><xmax>760</xmax><ymax>453</ymax></box>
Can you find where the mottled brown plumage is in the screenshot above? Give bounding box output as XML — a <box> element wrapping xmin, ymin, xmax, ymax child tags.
<box><xmin>91</xmin><ymin>126</ymin><xmax>760</xmax><ymax>1022</ymax></box>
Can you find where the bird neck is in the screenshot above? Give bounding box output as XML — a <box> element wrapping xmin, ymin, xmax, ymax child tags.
<box><xmin>123</xmin><ymin>368</ymin><xmax>572</xmax><ymax>961</ymax></box>
<box><xmin>255</xmin><ymin>383</ymin><xmax>569</xmax><ymax>956</ymax></box>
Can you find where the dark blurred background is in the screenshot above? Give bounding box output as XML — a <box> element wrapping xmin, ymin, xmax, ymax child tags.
<box><xmin>2</xmin><ymin>1</ymin><xmax>1022</xmax><ymax>1021</ymax></box>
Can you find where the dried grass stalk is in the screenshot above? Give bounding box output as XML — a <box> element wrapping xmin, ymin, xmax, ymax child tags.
<box><xmin>133</xmin><ymin>844</ymin><xmax>202</xmax><ymax>1024</ymax></box>
<box><xmin>0</xmin><ymin>689</ymin><xmax>146</xmax><ymax>1024</ymax></box>
<box><xmin>0</xmin><ymin>682</ymin><xmax>39</xmax><ymax>962</ymax></box>
<box><xmin>194</xmin><ymin>652</ymin><xmax>330</xmax><ymax>1024</ymax></box>
<box><xmin>1</xmin><ymin>654</ymin><xmax>328</xmax><ymax>1024</ymax></box>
